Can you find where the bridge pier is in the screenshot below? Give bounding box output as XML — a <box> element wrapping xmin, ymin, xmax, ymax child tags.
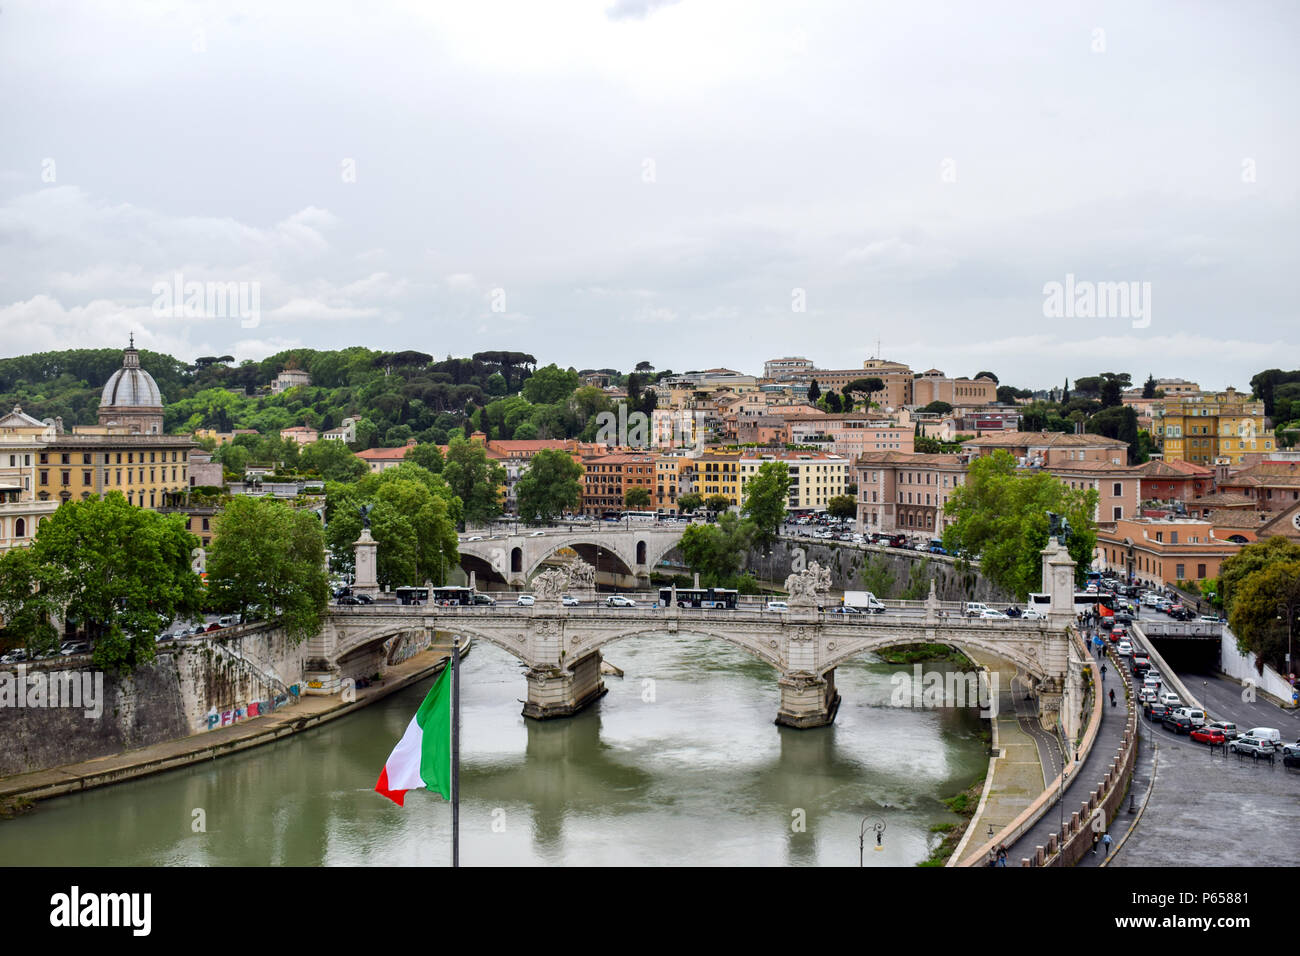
<box><xmin>775</xmin><ymin>669</ymin><xmax>840</xmax><ymax>728</ymax></box>
<box><xmin>522</xmin><ymin>650</ymin><xmax>608</xmax><ymax>720</ymax></box>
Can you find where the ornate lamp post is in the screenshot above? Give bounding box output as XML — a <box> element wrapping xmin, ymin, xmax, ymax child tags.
<box><xmin>859</xmin><ymin>817</ymin><xmax>885</xmax><ymax>866</ymax></box>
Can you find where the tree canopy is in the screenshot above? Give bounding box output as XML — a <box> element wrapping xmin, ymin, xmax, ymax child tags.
<box><xmin>941</xmin><ymin>450</ymin><xmax>1098</xmax><ymax>600</ymax></box>
<box><xmin>516</xmin><ymin>448</ymin><xmax>583</xmax><ymax>523</ymax></box>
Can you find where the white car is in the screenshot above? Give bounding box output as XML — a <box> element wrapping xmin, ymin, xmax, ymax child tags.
<box><xmin>1171</xmin><ymin>707</ymin><xmax>1206</xmax><ymax>728</ymax></box>
<box><xmin>1116</xmin><ymin>640</ymin><xmax>1132</xmax><ymax>656</ymax></box>
<box><xmin>766</xmin><ymin>600</ymin><xmax>790</xmax><ymax>612</ymax></box>
<box><xmin>561</xmin><ymin>595</ymin><xmax>579</xmax><ymax>607</ymax></box>
<box><xmin>605</xmin><ymin>595</ymin><xmax>637</xmax><ymax>608</ymax></box>
<box><xmin>529</xmin><ymin>530</ymin><xmax>546</xmax><ymax>537</ymax></box>
<box><xmin>1158</xmin><ymin>691</ymin><xmax>1181</xmax><ymax>708</ymax></box>
<box><xmin>964</xmin><ymin>602</ymin><xmax>991</xmax><ymax>617</ymax></box>
<box><xmin>465</xmin><ymin>535</ymin><xmax>483</xmax><ymax>542</ymax></box>
<box><xmin>1022</xmin><ymin>607</ymin><xmax>1046</xmax><ymax>620</ymax></box>
<box><xmin>978</xmin><ymin>608</ymin><xmax>1009</xmax><ymax>620</ymax></box>
<box><xmin>1138</xmin><ymin>686</ymin><xmax>1157</xmax><ymax>703</ymax></box>
<box><xmin>516</xmin><ymin>595</ymin><xmax>535</xmax><ymax>606</ymax></box>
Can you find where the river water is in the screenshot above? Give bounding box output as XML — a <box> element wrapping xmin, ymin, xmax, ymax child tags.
<box><xmin>0</xmin><ymin>635</ymin><xmax>989</xmax><ymax>866</ymax></box>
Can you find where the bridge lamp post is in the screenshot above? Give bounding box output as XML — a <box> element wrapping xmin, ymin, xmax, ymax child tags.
<box><xmin>1277</xmin><ymin>599</ymin><xmax>1298</xmax><ymax>676</ymax></box>
<box><xmin>858</xmin><ymin>817</ymin><xmax>885</xmax><ymax>866</ymax></box>
<box><xmin>1058</xmin><ymin>765</ymin><xmax>1070</xmax><ymax>838</ymax></box>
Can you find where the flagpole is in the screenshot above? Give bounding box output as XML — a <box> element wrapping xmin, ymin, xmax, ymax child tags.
<box><xmin>451</xmin><ymin>636</ymin><xmax>460</xmax><ymax>868</ymax></box>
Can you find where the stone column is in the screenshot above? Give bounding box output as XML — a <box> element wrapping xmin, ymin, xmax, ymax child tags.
<box><xmin>522</xmin><ymin>651</ymin><xmax>607</xmax><ymax>719</ymax></box>
<box><xmin>353</xmin><ymin>528</ymin><xmax>379</xmax><ymax>597</ymax></box>
<box><xmin>776</xmin><ymin>670</ymin><xmax>840</xmax><ymax>728</ymax></box>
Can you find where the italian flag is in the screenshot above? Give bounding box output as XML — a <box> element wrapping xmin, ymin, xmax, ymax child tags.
<box><xmin>375</xmin><ymin>664</ymin><xmax>452</xmax><ymax>806</ymax></box>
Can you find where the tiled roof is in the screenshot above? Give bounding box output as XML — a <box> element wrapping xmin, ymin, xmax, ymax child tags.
<box><xmin>962</xmin><ymin>431</ymin><xmax>1128</xmax><ymax>448</ymax></box>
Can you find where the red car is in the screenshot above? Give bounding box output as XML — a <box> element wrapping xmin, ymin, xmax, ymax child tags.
<box><xmin>1190</xmin><ymin>727</ymin><xmax>1226</xmax><ymax>745</ymax></box>
<box><xmin>206</xmin><ymin>622</ymin><xmax>223</xmax><ymax>632</ymax></box>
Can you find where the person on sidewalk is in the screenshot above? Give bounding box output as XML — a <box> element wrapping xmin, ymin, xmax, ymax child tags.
<box><xmin>1109</xmin><ymin>688</ymin><xmax>1116</xmax><ymax>707</ymax></box>
<box><xmin>1091</xmin><ymin>831</ymin><xmax>1100</xmax><ymax>855</ymax></box>
<box><xmin>1100</xmin><ymin>663</ymin><xmax>1106</xmax><ymax>682</ymax></box>
<box><xmin>1102</xmin><ymin>832</ymin><xmax>1113</xmax><ymax>856</ymax></box>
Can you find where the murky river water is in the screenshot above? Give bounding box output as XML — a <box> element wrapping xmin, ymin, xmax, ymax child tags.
<box><xmin>0</xmin><ymin>634</ymin><xmax>988</xmax><ymax>866</ymax></box>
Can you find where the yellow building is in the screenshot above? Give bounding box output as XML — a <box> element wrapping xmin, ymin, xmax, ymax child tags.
<box><xmin>1156</xmin><ymin>387</ymin><xmax>1275</xmax><ymax>465</ymax></box>
<box><xmin>39</xmin><ymin>433</ymin><xmax>193</xmax><ymax>508</ymax></box>
<box><xmin>739</xmin><ymin>451</ymin><xmax>849</xmax><ymax>512</ymax></box>
<box><xmin>696</xmin><ymin>450</ymin><xmax>743</xmax><ymax>507</ymax></box>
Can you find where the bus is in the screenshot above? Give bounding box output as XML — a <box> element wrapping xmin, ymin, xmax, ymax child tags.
<box><xmin>620</xmin><ymin>511</ymin><xmax>658</xmax><ymax>523</ymax></box>
<box><xmin>659</xmin><ymin>586</ymin><xmax>739</xmax><ymax>609</ymax></box>
<box><xmin>1027</xmin><ymin>591</ymin><xmax>1117</xmax><ymax>614</ymax></box>
<box><xmin>396</xmin><ymin>586</ymin><xmax>432</xmax><ymax>605</ymax></box>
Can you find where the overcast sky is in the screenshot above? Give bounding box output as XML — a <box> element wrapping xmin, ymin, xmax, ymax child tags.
<box><xmin>1</xmin><ymin>0</ymin><xmax>1297</xmax><ymax>391</ymax></box>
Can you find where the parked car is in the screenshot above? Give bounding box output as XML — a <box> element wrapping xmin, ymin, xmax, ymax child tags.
<box><xmin>517</xmin><ymin>595</ymin><xmax>535</xmax><ymax>607</ymax></box>
<box><xmin>1171</xmin><ymin>707</ymin><xmax>1206</xmax><ymax>728</ymax></box>
<box><xmin>765</xmin><ymin>600</ymin><xmax>789</xmax><ymax>612</ymax></box>
<box><xmin>1204</xmin><ymin>721</ymin><xmax>1238</xmax><ymax>740</ymax></box>
<box><xmin>1229</xmin><ymin>735</ymin><xmax>1276</xmax><ymax>757</ymax></box>
<box><xmin>206</xmin><ymin>622</ymin><xmax>223</xmax><ymax>632</ymax></box>
<box><xmin>1241</xmin><ymin>728</ymin><xmax>1282</xmax><ymax>749</ymax></box>
<box><xmin>217</xmin><ymin>616</ymin><xmax>235</xmax><ymax>628</ymax></box>
<box><xmin>1283</xmin><ymin>746</ymin><xmax>1300</xmax><ymax>769</ymax></box>
<box><xmin>605</xmin><ymin>595</ymin><xmax>637</xmax><ymax>608</ymax></box>
<box><xmin>59</xmin><ymin>641</ymin><xmax>90</xmax><ymax>657</ymax></box>
<box><xmin>1162</xmin><ymin>712</ymin><xmax>1194</xmax><ymax>734</ymax></box>
<box><xmin>1190</xmin><ymin>727</ymin><xmax>1226</xmax><ymax>745</ymax></box>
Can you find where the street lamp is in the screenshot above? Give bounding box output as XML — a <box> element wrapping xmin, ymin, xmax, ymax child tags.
<box><xmin>859</xmin><ymin>817</ymin><xmax>885</xmax><ymax>866</ymax></box>
<box><xmin>1278</xmin><ymin>599</ymin><xmax>1298</xmax><ymax>678</ymax></box>
<box><xmin>1058</xmin><ymin>764</ymin><xmax>1070</xmax><ymax>838</ymax></box>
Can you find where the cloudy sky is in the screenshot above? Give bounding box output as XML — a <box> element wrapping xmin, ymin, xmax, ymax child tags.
<box><xmin>1</xmin><ymin>0</ymin><xmax>1296</xmax><ymax>390</ymax></box>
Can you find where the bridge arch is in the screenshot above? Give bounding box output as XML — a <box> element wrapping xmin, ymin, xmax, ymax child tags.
<box><xmin>817</xmin><ymin>629</ymin><xmax>1054</xmax><ymax>682</ymax></box>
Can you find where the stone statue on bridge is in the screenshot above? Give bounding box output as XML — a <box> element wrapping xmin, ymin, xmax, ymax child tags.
<box><xmin>568</xmin><ymin>559</ymin><xmax>596</xmax><ymax>590</ymax></box>
<box><xmin>785</xmin><ymin>562</ymin><xmax>832</xmax><ymax>607</ymax></box>
<box><xmin>1047</xmin><ymin>512</ymin><xmax>1072</xmax><ymax>548</ymax></box>
<box><xmin>533</xmin><ymin>568</ymin><xmax>570</xmax><ymax>601</ymax></box>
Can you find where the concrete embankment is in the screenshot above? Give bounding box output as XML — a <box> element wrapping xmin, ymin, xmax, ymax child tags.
<box><xmin>0</xmin><ymin>646</ymin><xmax>451</xmax><ymax>808</ymax></box>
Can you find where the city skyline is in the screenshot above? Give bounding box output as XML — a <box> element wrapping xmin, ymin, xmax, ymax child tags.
<box><xmin>1</xmin><ymin>1</ymin><xmax>1297</xmax><ymax>391</ymax></box>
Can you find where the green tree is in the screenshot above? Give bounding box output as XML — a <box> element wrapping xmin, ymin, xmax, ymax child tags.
<box><xmin>625</xmin><ymin>486</ymin><xmax>652</xmax><ymax>508</ymax></box>
<box><xmin>1219</xmin><ymin>537</ymin><xmax>1300</xmax><ymax>615</ymax></box>
<box><xmin>807</xmin><ymin>379</ymin><xmax>821</xmax><ymax>403</ymax></box>
<box><xmin>678</xmin><ymin>512</ymin><xmax>755</xmax><ymax>585</ymax></box>
<box><xmin>942</xmin><ymin>450</ymin><xmax>1097</xmax><ymax>600</ymax></box>
<box><xmin>1142</xmin><ymin>374</ymin><xmax>1157</xmax><ymax>399</ymax></box>
<box><xmin>522</xmin><ymin>364</ymin><xmax>580</xmax><ymax>405</ymax></box>
<box><xmin>516</xmin><ymin>448</ymin><xmax>583</xmax><ymax>523</ymax></box>
<box><xmin>705</xmin><ymin>494</ymin><xmax>732</xmax><ymax>514</ymax></box>
<box><xmin>920</xmin><ymin>401</ymin><xmax>954</xmax><ymax>415</ymax></box>
<box><xmin>677</xmin><ymin>492</ymin><xmax>703</xmax><ymax>513</ymax></box>
<box><xmin>0</xmin><ymin>546</ymin><xmax>61</xmax><ymax>657</ymax></box>
<box><xmin>299</xmin><ymin>439</ymin><xmax>367</xmax><ymax>482</ymax></box>
<box><xmin>1227</xmin><ymin>558</ymin><xmax>1300</xmax><ymax>674</ymax></box>
<box><xmin>827</xmin><ymin>494</ymin><xmax>857</xmax><ymax>520</ymax></box>
<box><xmin>404</xmin><ymin>442</ymin><xmax>446</xmax><ymax>473</ymax></box>
<box><xmin>442</xmin><ymin>436</ymin><xmax>506</xmax><ymax>525</ymax></box>
<box><xmin>206</xmin><ymin>496</ymin><xmax>330</xmax><ymax>641</ymax></box>
<box><xmin>859</xmin><ymin>555</ymin><xmax>896</xmax><ymax>598</ymax></box>
<box><xmin>741</xmin><ymin>461</ymin><xmax>790</xmax><ymax>548</ymax></box>
<box><xmin>975</xmin><ymin>371</ymin><xmax>999</xmax><ymax>385</ymax></box>
<box><xmin>6</xmin><ymin>493</ymin><xmax>204</xmax><ymax>672</ymax></box>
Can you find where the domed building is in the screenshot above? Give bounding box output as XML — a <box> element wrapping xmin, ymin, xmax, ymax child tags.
<box><xmin>98</xmin><ymin>335</ymin><xmax>164</xmax><ymax>435</ymax></box>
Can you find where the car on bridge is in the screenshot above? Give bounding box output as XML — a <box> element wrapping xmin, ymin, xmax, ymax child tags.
<box><xmin>517</xmin><ymin>595</ymin><xmax>535</xmax><ymax>606</ymax></box>
<box><xmin>561</xmin><ymin>595</ymin><xmax>579</xmax><ymax>607</ymax></box>
<box><xmin>605</xmin><ymin>595</ymin><xmax>637</xmax><ymax>608</ymax></box>
<box><xmin>765</xmin><ymin>600</ymin><xmax>789</xmax><ymax>612</ymax></box>
<box><xmin>978</xmin><ymin>608</ymin><xmax>1009</xmax><ymax>620</ymax></box>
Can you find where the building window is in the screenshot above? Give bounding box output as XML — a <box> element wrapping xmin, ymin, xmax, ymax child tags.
<box><xmin>39</xmin><ymin>470</ymin><xmax>48</xmax><ymax>485</ymax></box>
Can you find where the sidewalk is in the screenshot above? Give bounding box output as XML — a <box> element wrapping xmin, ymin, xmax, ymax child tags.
<box><xmin>0</xmin><ymin>646</ymin><xmax>452</xmax><ymax>805</ymax></box>
<box><xmin>1004</xmin><ymin>645</ymin><xmax>1132</xmax><ymax>865</ymax></box>
<box><xmin>954</xmin><ymin>651</ymin><xmax>1055</xmax><ymax>865</ymax></box>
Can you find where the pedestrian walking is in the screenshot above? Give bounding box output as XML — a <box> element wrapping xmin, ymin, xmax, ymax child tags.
<box><xmin>1091</xmin><ymin>831</ymin><xmax>1100</xmax><ymax>855</ymax></box>
<box><xmin>1109</xmin><ymin>688</ymin><xmax>1116</xmax><ymax>707</ymax></box>
<box><xmin>1101</xmin><ymin>663</ymin><xmax>1106</xmax><ymax>681</ymax></box>
<box><xmin>1102</xmin><ymin>832</ymin><xmax>1113</xmax><ymax>855</ymax></box>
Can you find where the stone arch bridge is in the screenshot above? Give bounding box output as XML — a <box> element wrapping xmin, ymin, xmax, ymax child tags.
<box><xmin>456</xmin><ymin>525</ymin><xmax>685</xmax><ymax>589</ymax></box>
<box><xmin>310</xmin><ymin>540</ymin><xmax>1085</xmax><ymax>731</ymax></box>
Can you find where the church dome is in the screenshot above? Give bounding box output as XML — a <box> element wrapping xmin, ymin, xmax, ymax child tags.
<box><xmin>100</xmin><ymin>339</ymin><xmax>162</xmax><ymax>409</ymax></box>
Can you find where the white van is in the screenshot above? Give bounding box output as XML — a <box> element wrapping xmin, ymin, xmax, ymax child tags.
<box><xmin>1172</xmin><ymin>707</ymin><xmax>1206</xmax><ymax>728</ymax></box>
<box><xmin>964</xmin><ymin>602</ymin><xmax>990</xmax><ymax>617</ymax></box>
<box><xmin>1242</xmin><ymin>728</ymin><xmax>1281</xmax><ymax>748</ymax></box>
